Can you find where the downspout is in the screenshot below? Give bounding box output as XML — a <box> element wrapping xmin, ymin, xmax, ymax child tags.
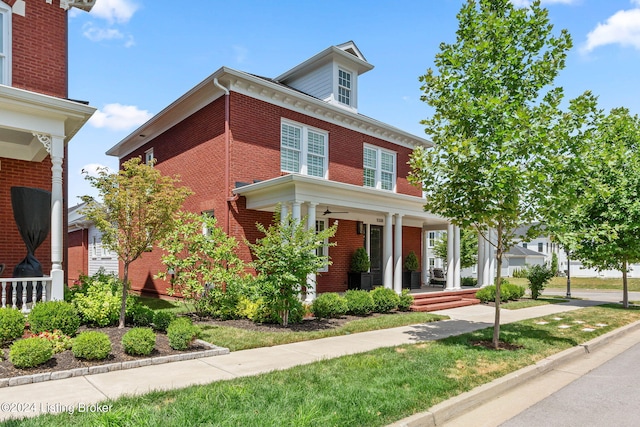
<box><xmin>213</xmin><ymin>78</ymin><xmax>238</xmax><ymax>236</ymax></box>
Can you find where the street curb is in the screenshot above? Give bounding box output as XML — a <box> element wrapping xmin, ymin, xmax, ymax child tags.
<box><xmin>0</xmin><ymin>339</ymin><xmax>229</xmax><ymax>389</ymax></box>
<box><xmin>389</xmin><ymin>319</ymin><xmax>640</xmax><ymax>427</ymax></box>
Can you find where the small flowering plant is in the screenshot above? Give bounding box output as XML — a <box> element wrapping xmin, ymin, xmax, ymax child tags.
<box><xmin>24</xmin><ymin>329</ymin><xmax>73</xmax><ymax>354</ymax></box>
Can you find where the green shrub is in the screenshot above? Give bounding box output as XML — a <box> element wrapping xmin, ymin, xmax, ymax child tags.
<box><xmin>461</xmin><ymin>277</ymin><xmax>477</xmax><ymax>287</ymax></box>
<box><xmin>28</xmin><ymin>301</ymin><xmax>80</xmax><ymax>336</ymax></box>
<box><xmin>370</xmin><ymin>287</ymin><xmax>400</xmax><ymax>313</ymax></box>
<box><xmin>152</xmin><ymin>311</ymin><xmax>176</xmax><ymax>332</ymax></box>
<box><xmin>192</xmin><ymin>284</ymin><xmax>245</xmax><ymax>320</ymax></box>
<box><xmin>504</xmin><ymin>282</ymin><xmax>525</xmax><ymax>300</ymax></box>
<box><xmin>398</xmin><ymin>289</ymin><xmax>414</xmax><ymax>311</ymax></box>
<box><xmin>512</xmin><ymin>266</ymin><xmax>530</xmax><ymax>278</ymax></box>
<box><xmin>126</xmin><ymin>299</ymin><xmax>155</xmax><ymax>327</ymax></box>
<box><xmin>0</xmin><ymin>308</ymin><xmax>26</xmax><ymax>344</ymax></box>
<box><xmin>404</xmin><ymin>251</ymin><xmax>420</xmax><ymax>272</ymax></box>
<box><xmin>72</xmin><ymin>331</ymin><xmax>112</xmax><ymax>360</ymax></box>
<box><xmin>311</xmin><ymin>293</ymin><xmax>348</xmax><ymax>319</ymax></box>
<box><xmin>167</xmin><ymin>317</ymin><xmax>199</xmax><ymax>350</ymax></box>
<box><xmin>344</xmin><ymin>290</ymin><xmax>374</xmax><ymax>316</ymax></box>
<box><xmin>527</xmin><ymin>264</ymin><xmax>554</xmax><ymax>299</ymax></box>
<box><xmin>122</xmin><ymin>328</ymin><xmax>156</xmax><ymax>356</ymax></box>
<box><xmin>476</xmin><ymin>282</ymin><xmax>525</xmax><ymax>303</ymax></box>
<box><xmin>72</xmin><ymin>280</ymin><xmax>121</xmax><ymax>327</ymax></box>
<box><xmin>350</xmin><ymin>248</ymin><xmax>370</xmax><ymax>273</ymax></box>
<box><xmin>9</xmin><ymin>337</ymin><xmax>53</xmax><ymax>368</ymax></box>
<box><xmin>475</xmin><ymin>285</ymin><xmax>495</xmax><ymax>303</ymax></box>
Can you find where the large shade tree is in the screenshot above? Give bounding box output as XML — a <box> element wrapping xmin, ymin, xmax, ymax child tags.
<box><xmin>409</xmin><ymin>0</ymin><xmax>597</xmax><ymax>348</ymax></box>
<box><xmin>82</xmin><ymin>158</ymin><xmax>192</xmax><ymax>328</ymax></box>
<box><xmin>552</xmin><ymin>108</ymin><xmax>640</xmax><ymax>308</ymax></box>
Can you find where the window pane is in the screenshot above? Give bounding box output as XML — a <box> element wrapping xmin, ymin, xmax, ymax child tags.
<box><xmin>281</xmin><ymin>124</ymin><xmax>301</xmax><ymax>149</ymax></box>
<box><xmin>364</xmin><ymin>168</ymin><xmax>376</xmax><ymax>188</ymax></box>
<box><xmin>316</xmin><ymin>220</ymin><xmax>326</xmax><ymax>257</ymax></box>
<box><xmin>307</xmin><ymin>154</ymin><xmax>324</xmax><ymax>177</ymax></box>
<box><xmin>281</xmin><ymin>148</ymin><xmax>300</xmax><ymax>172</ymax></box>
<box><xmin>307</xmin><ymin>131</ymin><xmax>325</xmax><ymax>156</ymax></box>
<box><xmin>381</xmin><ymin>171</ymin><xmax>394</xmax><ymax>190</ymax></box>
<box><xmin>381</xmin><ymin>152</ymin><xmax>394</xmax><ymax>172</ymax></box>
<box><xmin>363</xmin><ymin>147</ymin><xmax>377</xmax><ymax>169</ymax></box>
<box><xmin>0</xmin><ymin>17</ymin><xmax>4</xmax><ymax>52</ymax></box>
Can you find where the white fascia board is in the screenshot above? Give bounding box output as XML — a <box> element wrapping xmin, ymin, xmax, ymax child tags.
<box><xmin>276</xmin><ymin>46</ymin><xmax>374</xmax><ymax>82</ymax></box>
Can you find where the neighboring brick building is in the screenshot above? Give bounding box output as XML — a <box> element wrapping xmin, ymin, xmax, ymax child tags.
<box><xmin>0</xmin><ymin>0</ymin><xmax>95</xmax><ymax>303</ymax></box>
<box><xmin>108</xmin><ymin>41</ymin><xmax>459</xmax><ymax>299</ymax></box>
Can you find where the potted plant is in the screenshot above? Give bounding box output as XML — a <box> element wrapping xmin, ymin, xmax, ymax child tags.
<box><xmin>348</xmin><ymin>247</ymin><xmax>373</xmax><ymax>291</ymax></box>
<box><xmin>403</xmin><ymin>251</ymin><xmax>421</xmax><ymax>289</ymax></box>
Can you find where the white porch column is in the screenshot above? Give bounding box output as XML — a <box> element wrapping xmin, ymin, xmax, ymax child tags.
<box><xmin>477</xmin><ymin>231</ymin><xmax>485</xmax><ymax>287</ymax></box>
<box><xmin>488</xmin><ymin>229</ymin><xmax>496</xmax><ymax>285</ymax></box>
<box><xmin>365</xmin><ymin>223</ymin><xmax>371</xmax><ymax>269</ymax></box>
<box><xmin>422</xmin><ymin>227</ymin><xmax>429</xmax><ymax>286</ymax></box>
<box><xmin>291</xmin><ymin>201</ymin><xmax>301</xmax><ymax>224</ymax></box>
<box><xmin>49</xmin><ymin>135</ymin><xmax>65</xmax><ymax>301</ymax></box>
<box><xmin>453</xmin><ymin>225</ymin><xmax>461</xmax><ymax>289</ymax></box>
<box><xmin>280</xmin><ymin>203</ymin><xmax>289</xmax><ymax>225</ymax></box>
<box><xmin>383</xmin><ymin>212</ymin><xmax>393</xmax><ymax>289</ymax></box>
<box><xmin>305</xmin><ymin>202</ymin><xmax>317</xmax><ymax>303</ymax></box>
<box><xmin>446</xmin><ymin>223</ymin><xmax>455</xmax><ymax>290</ymax></box>
<box><xmin>393</xmin><ymin>214</ymin><xmax>403</xmax><ymax>294</ymax></box>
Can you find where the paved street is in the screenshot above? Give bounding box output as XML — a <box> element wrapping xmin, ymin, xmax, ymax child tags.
<box><xmin>500</xmin><ymin>340</ymin><xmax>640</xmax><ymax>427</ymax></box>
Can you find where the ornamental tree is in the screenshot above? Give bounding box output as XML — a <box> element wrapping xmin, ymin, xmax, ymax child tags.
<box><xmin>409</xmin><ymin>0</ymin><xmax>598</xmax><ymax>348</ymax></box>
<box><xmin>81</xmin><ymin>157</ymin><xmax>192</xmax><ymax>328</ymax></box>
<box><xmin>552</xmin><ymin>108</ymin><xmax>640</xmax><ymax>308</ymax></box>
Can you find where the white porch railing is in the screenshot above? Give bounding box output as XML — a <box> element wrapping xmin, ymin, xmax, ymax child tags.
<box><xmin>0</xmin><ymin>277</ymin><xmax>54</xmax><ymax>313</ymax></box>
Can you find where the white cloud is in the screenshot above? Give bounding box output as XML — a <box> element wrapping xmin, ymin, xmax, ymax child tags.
<box><xmin>89</xmin><ymin>103</ymin><xmax>153</xmax><ymax>131</ymax></box>
<box><xmin>82</xmin><ymin>23</ymin><xmax>124</xmax><ymax>42</ymax></box>
<box><xmin>90</xmin><ymin>0</ymin><xmax>139</xmax><ymax>24</ymax></box>
<box><xmin>80</xmin><ymin>163</ymin><xmax>113</xmax><ymax>177</ymax></box>
<box><xmin>583</xmin><ymin>5</ymin><xmax>640</xmax><ymax>52</ymax></box>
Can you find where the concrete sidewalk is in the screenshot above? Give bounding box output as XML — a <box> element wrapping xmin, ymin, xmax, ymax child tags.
<box><xmin>0</xmin><ymin>297</ymin><xmax>628</xmax><ymax>421</ymax></box>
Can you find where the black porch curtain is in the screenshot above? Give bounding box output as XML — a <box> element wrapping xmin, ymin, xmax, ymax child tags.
<box><xmin>11</xmin><ymin>187</ymin><xmax>51</xmax><ymax>278</ymax></box>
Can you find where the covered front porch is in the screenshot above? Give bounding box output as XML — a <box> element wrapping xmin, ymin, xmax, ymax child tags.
<box><xmin>0</xmin><ymin>85</ymin><xmax>95</xmax><ymax>311</ymax></box>
<box><xmin>233</xmin><ymin>173</ymin><xmax>468</xmax><ymax>300</ymax></box>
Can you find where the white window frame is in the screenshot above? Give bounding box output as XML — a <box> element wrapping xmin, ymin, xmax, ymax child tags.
<box><xmin>428</xmin><ymin>232</ymin><xmax>436</xmax><ymax>248</ymax></box>
<box><xmin>0</xmin><ymin>1</ymin><xmax>11</xmax><ymax>86</ymax></box>
<box><xmin>280</xmin><ymin>119</ymin><xmax>328</xmax><ymax>179</ymax></box>
<box><xmin>145</xmin><ymin>148</ymin><xmax>154</xmax><ymax>166</ymax></box>
<box><xmin>316</xmin><ymin>219</ymin><xmax>329</xmax><ymax>272</ymax></box>
<box><xmin>363</xmin><ymin>144</ymin><xmax>396</xmax><ymax>192</ymax></box>
<box><xmin>337</xmin><ymin>68</ymin><xmax>352</xmax><ymax>106</ymax></box>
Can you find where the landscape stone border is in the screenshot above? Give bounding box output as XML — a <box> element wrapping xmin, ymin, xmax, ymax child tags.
<box><xmin>0</xmin><ymin>339</ymin><xmax>229</xmax><ymax>388</ymax></box>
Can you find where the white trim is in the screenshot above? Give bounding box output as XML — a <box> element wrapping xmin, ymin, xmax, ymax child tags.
<box><xmin>316</xmin><ymin>218</ymin><xmax>329</xmax><ymax>273</ymax></box>
<box><xmin>336</xmin><ymin>66</ymin><xmax>356</xmax><ymax>111</ymax></box>
<box><xmin>145</xmin><ymin>147</ymin><xmax>154</xmax><ymax>166</ymax></box>
<box><xmin>0</xmin><ymin>1</ymin><xmax>11</xmax><ymax>86</ymax></box>
<box><xmin>280</xmin><ymin>118</ymin><xmax>329</xmax><ymax>179</ymax></box>
<box><xmin>363</xmin><ymin>143</ymin><xmax>396</xmax><ymax>192</ymax></box>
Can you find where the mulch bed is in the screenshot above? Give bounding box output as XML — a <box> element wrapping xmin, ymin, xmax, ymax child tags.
<box><xmin>193</xmin><ymin>313</ymin><xmax>375</xmax><ymax>333</ymax></box>
<box><xmin>0</xmin><ymin>326</ymin><xmax>208</xmax><ymax>380</ymax></box>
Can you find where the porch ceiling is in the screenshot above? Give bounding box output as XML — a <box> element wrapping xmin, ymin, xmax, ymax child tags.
<box><xmin>0</xmin><ymin>85</ymin><xmax>96</xmax><ymax>161</ymax></box>
<box><xmin>232</xmin><ymin>174</ymin><xmax>450</xmax><ymax>228</ymax></box>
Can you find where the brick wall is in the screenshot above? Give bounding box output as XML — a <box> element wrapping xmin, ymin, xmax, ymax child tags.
<box><xmin>67</xmin><ymin>228</ymin><xmax>87</xmax><ymax>285</ymax></box>
<box><xmin>0</xmin><ymin>157</ymin><xmax>53</xmax><ymax>277</ymax></box>
<box><xmin>11</xmin><ymin>0</ymin><xmax>68</xmax><ymax>98</ymax></box>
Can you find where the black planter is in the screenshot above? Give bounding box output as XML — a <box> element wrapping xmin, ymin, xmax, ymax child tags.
<box><xmin>403</xmin><ymin>271</ymin><xmax>421</xmax><ymax>289</ymax></box>
<box><xmin>348</xmin><ymin>272</ymin><xmax>373</xmax><ymax>291</ymax></box>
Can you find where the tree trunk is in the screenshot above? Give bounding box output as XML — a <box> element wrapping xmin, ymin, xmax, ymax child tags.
<box><xmin>119</xmin><ymin>262</ymin><xmax>129</xmax><ymax>329</ymax></box>
<box><xmin>492</xmin><ymin>227</ymin><xmax>503</xmax><ymax>349</ymax></box>
<box><xmin>622</xmin><ymin>260</ymin><xmax>629</xmax><ymax>309</ymax></box>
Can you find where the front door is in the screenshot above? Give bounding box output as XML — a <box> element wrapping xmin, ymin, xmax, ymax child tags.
<box><xmin>369</xmin><ymin>225</ymin><xmax>383</xmax><ymax>286</ymax></box>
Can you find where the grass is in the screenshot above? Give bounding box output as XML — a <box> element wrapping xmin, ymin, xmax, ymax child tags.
<box><xmin>135</xmin><ymin>295</ymin><xmax>190</xmax><ymax>314</ymax></box>
<box><xmin>9</xmin><ymin>305</ymin><xmax>640</xmax><ymax>427</ymax></box>
<box><xmin>501</xmin><ymin>296</ymin><xmax>569</xmax><ymax>310</ymax></box>
<box><xmin>198</xmin><ymin>312</ymin><xmax>446</xmax><ymax>351</ymax></box>
<box><xmin>509</xmin><ymin>276</ymin><xmax>640</xmax><ymax>292</ymax></box>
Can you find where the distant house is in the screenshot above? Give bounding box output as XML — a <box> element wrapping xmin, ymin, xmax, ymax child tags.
<box><xmin>106</xmin><ymin>41</ymin><xmax>466</xmax><ymax>298</ymax></box>
<box><xmin>0</xmin><ymin>0</ymin><xmax>95</xmax><ymax>306</ymax></box>
<box><xmin>67</xmin><ymin>202</ymin><xmax>118</xmax><ymax>285</ymax></box>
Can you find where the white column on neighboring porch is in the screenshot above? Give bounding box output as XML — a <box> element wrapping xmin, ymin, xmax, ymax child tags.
<box><xmin>383</xmin><ymin>212</ymin><xmax>393</xmax><ymax>289</ymax></box>
<box><xmin>305</xmin><ymin>202</ymin><xmax>317</xmax><ymax>303</ymax></box>
<box><xmin>422</xmin><ymin>227</ymin><xmax>429</xmax><ymax>286</ymax></box>
<box><xmin>393</xmin><ymin>214</ymin><xmax>403</xmax><ymax>294</ymax></box>
<box><xmin>477</xmin><ymin>231</ymin><xmax>485</xmax><ymax>287</ymax></box>
<box><xmin>446</xmin><ymin>223</ymin><xmax>455</xmax><ymax>290</ymax></box>
<box><xmin>453</xmin><ymin>225</ymin><xmax>461</xmax><ymax>289</ymax></box>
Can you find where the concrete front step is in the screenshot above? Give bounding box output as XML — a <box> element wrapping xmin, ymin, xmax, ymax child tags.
<box><xmin>410</xmin><ymin>298</ymin><xmax>480</xmax><ymax>312</ymax></box>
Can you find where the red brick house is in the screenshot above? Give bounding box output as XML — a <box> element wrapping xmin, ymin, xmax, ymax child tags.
<box><xmin>107</xmin><ymin>41</ymin><xmax>463</xmax><ymax>299</ymax></box>
<box><xmin>0</xmin><ymin>0</ymin><xmax>95</xmax><ymax>307</ymax></box>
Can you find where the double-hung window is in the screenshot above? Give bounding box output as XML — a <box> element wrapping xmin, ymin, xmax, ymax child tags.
<box><xmin>281</xmin><ymin>120</ymin><xmax>328</xmax><ymax>178</ymax></box>
<box><xmin>363</xmin><ymin>145</ymin><xmax>396</xmax><ymax>191</ymax></box>
<box><xmin>0</xmin><ymin>2</ymin><xmax>10</xmax><ymax>85</ymax></box>
<box><xmin>316</xmin><ymin>219</ymin><xmax>329</xmax><ymax>272</ymax></box>
<box><xmin>338</xmin><ymin>69</ymin><xmax>352</xmax><ymax>106</ymax></box>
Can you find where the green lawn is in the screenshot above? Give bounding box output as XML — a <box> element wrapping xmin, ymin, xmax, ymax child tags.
<box><xmin>501</xmin><ymin>296</ymin><xmax>569</xmax><ymax>310</ymax></box>
<box><xmin>509</xmin><ymin>276</ymin><xmax>640</xmax><ymax>292</ymax></box>
<box><xmin>10</xmin><ymin>305</ymin><xmax>640</xmax><ymax>427</ymax></box>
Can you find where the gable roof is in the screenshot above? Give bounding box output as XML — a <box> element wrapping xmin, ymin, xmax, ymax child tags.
<box><xmin>507</xmin><ymin>246</ymin><xmax>545</xmax><ymax>258</ymax></box>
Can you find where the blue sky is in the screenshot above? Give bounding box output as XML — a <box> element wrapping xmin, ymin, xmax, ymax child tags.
<box><xmin>67</xmin><ymin>0</ymin><xmax>640</xmax><ymax>203</ymax></box>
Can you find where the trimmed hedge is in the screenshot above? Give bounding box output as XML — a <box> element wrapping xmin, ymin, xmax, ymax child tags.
<box><xmin>0</xmin><ymin>308</ymin><xmax>26</xmax><ymax>344</ymax></box>
<box><xmin>72</xmin><ymin>331</ymin><xmax>112</xmax><ymax>360</ymax></box>
<box><xmin>370</xmin><ymin>287</ymin><xmax>400</xmax><ymax>313</ymax></box>
<box><xmin>122</xmin><ymin>328</ymin><xmax>156</xmax><ymax>356</ymax></box>
<box><xmin>311</xmin><ymin>293</ymin><xmax>348</xmax><ymax>319</ymax></box>
<box><xmin>167</xmin><ymin>317</ymin><xmax>199</xmax><ymax>350</ymax></box>
<box><xmin>343</xmin><ymin>290</ymin><xmax>375</xmax><ymax>316</ymax></box>
<box><xmin>9</xmin><ymin>337</ymin><xmax>53</xmax><ymax>368</ymax></box>
<box><xmin>28</xmin><ymin>301</ymin><xmax>80</xmax><ymax>336</ymax></box>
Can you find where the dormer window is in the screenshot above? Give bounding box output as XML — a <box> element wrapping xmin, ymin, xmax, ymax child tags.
<box><xmin>0</xmin><ymin>2</ymin><xmax>10</xmax><ymax>85</ymax></box>
<box><xmin>338</xmin><ymin>69</ymin><xmax>352</xmax><ymax>106</ymax></box>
